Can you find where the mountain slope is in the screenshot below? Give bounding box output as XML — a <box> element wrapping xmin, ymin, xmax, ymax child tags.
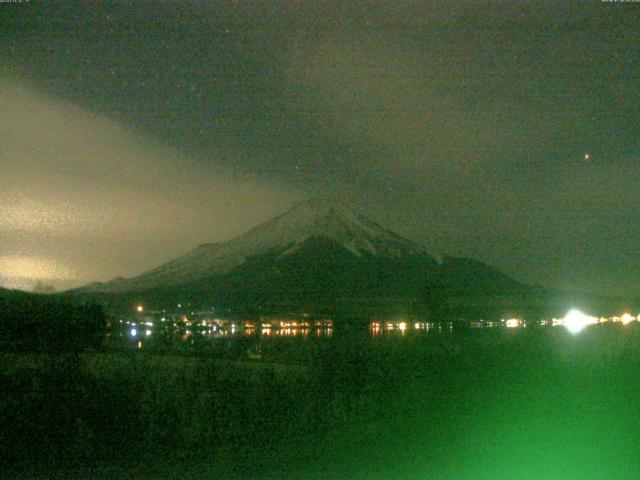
<box><xmin>435</xmin><ymin>256</ymin><xmax>523</xmax><ymax>294</ymax></box>
<box><xmin>80</xmin><ymin>199</ymin><xmax>436</xmax><ymax>293</ymax></box>
<box><xmin>69</xmin><ymin>199</ymin><xmax>531</xmax><ymax>316</ymax></box>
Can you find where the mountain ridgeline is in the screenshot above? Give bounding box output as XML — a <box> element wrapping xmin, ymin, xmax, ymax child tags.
<box><xmin>72</xmin><ymin>200</ymin><xmax>529</xmax><ymax>316</ymax></box>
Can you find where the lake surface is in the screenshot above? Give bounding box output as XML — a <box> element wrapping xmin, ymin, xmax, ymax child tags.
<box><xmin>105</xmin><ymin>315</ymin><xmax>638</xmax><ymax>364</ymax></box>
<box><xmin>109</xmin><ymin>318</ymin><xmax>476</xmax><ymax>351</ymax></box>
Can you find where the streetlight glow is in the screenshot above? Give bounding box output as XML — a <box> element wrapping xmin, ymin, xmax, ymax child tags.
<box><xmin>620</xmin><ymin>313</ymin><xmax>634</xmax><ymax>325</ymax></box>
<box><xmin>562</xmin><ymin>309</ymin><xmax>597</xmax><ymax>334</ymax></box>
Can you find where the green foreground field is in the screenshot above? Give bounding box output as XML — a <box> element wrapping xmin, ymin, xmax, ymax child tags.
<box><xmin>3</xmin><ymin>325</ymin><xmax>640</xmax><ymax>479</ymax></box>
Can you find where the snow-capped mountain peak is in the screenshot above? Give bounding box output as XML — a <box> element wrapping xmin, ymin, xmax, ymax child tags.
<box><xmin>232</xmin><ymin>198</ymin><xmax>422</xmax><ymax>257</ymax></box>
<box><xmin>79</xmin><ymin>199</ymin><xmax>433</xmax><ymax>292</ymax></box>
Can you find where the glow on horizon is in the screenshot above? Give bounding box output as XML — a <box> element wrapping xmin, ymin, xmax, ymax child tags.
<box><xmin>0</xmin><ymin>254</ymin><xmax>76</xmax><ymax>289</ymax></box>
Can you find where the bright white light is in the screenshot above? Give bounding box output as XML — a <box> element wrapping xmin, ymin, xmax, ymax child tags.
<box><xmin>505</xmin><ymin>318</ymin><xmax>521</xmax><ymax>328</ymax></box>
<box><xmin>562</xmin><ymin>309</ymin><xmax>597</xmax><ymax>334</ymax></box>
<box><xmin>620</xmin><ymin>313</ymin><xmax>634</xmax><ymax>326</ymax></box>
<box><xmin>130</xmin><ymin>328</ymin><xmax>137</xmax><ymax>337</ymax></box>
<box><xmin>145</xmin><ymin>329</ymin><xmax>152</xmax><ymax>336</ymax></box>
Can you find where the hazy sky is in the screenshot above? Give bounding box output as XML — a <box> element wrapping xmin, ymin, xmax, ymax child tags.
<box><xmin>1</xmin><ymin>1</ymin><xmax>639</xmax><ymax>295</ymax></box>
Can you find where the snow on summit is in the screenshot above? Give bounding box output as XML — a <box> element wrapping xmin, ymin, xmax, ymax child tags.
<box><xmin>80</xmin><ymin>199</ymin><xmax>433</xmax><ymax>292</ymax></box>
<box><xmin>233</xmin><ymin>199</ymin><xmax>426</xmax><ymax>258</ymax></box>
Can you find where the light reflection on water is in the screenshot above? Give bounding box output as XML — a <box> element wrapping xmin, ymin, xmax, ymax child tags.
<box><xmin>370</xmin><ymin>320</ymin><xmax>454</xmax><ymax>337</ymax></box>
<box><xmin>114</xmin><ymin>323</ymin><xmax>337</xmax><ymax>352</ymax></box>
<box><xmin>117</xmin><ymin>319</ymin><xmax>464</xmax><ymax>350</ymax></box>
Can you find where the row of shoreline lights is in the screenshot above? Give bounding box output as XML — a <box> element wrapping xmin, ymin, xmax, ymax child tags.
<box><xmin>557</xmin><ymin>309</ymin><xmax>638</xmax><ymax>334</ymax></box>
<box><xmin>509</xmin><ymin>309</ymin><xmax>638</xmax><ymax>335</ymax></box>
<box><xmin>135</xmin><ymin>305</ymin><xmax>635</xmax><ymax>337</ymax></box>
<box><xmin>374</xmin><ymin>310</ymin><xmax>637</xmax><ymax>336</ymax></box>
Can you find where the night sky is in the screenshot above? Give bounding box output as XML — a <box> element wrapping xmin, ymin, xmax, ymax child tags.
<box><xmin>1</xmin><ymin>1</ymin><xmax>638</xmax><ymax>295</ymax></box>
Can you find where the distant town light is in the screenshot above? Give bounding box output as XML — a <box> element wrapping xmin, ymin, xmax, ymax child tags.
<box><xmin>130</xmin><ymin>328</ymin><xmax>137</xmax><ymax>337</ymax></box>
<box><xmin>145</xmin><ymin>329</ymin><xmax>152</xmax><ymax>336</ymax></box>
<box><xmin>505</xmin><ymin>318</ymin><xmax>521</xmax><ymax>328</ymax></box>
<box><xmin>620</xmin><ymin>313</ymin><xmax>634</xmax><ymax>325</ymax></box>
<box><xmin>136</xmin><ymin>305</ymin><xmax>143</xmax><ymax>313</ymax></box>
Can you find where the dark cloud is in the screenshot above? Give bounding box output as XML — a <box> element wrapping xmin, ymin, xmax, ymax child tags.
<box><xmin>1</xmin><ymin>1</ymin><xmax>639</xmax><ymax>295</ymax></box>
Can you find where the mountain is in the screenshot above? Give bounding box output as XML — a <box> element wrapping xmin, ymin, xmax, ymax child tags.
<box><xmin>435</xmin><ymin>257</ymin><xmax>523</xmax><ymax>295</ymax></box>
<box><xmin>80</xmin><ymin>199</ymin><xmax>437</xmax><ymax>293</ymax></box>
<box><xmin>72</xmin><ymin>199</ymin><xmax>525</xmax><ymax>313</ymax></box>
